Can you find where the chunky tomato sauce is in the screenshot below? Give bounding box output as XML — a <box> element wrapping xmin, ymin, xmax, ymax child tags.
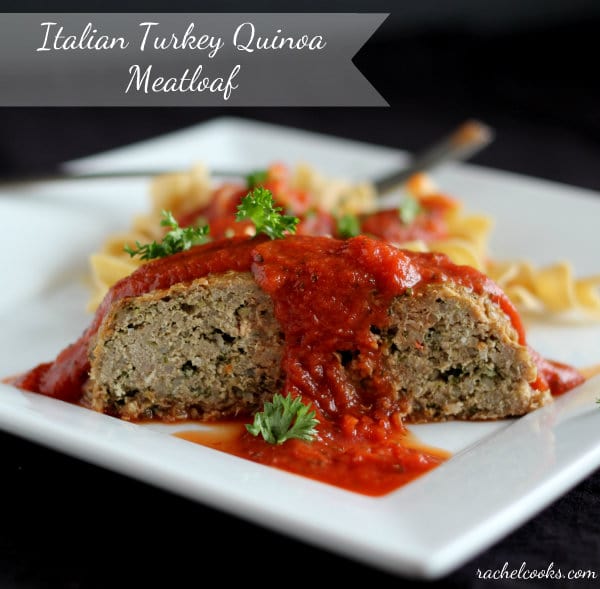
<box><xmin>527</xmin><ymin>347</ymin><xmax>584</xmax><ymax>395</ymax></box>
<box><xmin>175</xmin><ymin>420</ymin><xmax>450</xmax><ymax>497</ymax></box>
<box><xmin>174</xmin><ymin>163</ymin><xmax>458</xmax><ymax>245</ymax></box>
<box><xmin>360</xmin><ymin>194</ymin><xmax>458</xmax><ymax>244</ymax></box>
<box><xmin>13</xmin><ymin>234</ymin><xmax>584</xmax><ymax>496</ymax></box>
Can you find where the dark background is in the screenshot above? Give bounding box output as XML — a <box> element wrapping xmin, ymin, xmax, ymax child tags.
<box><xmin>1</xmin><ymin>1</ymin><xmax>600</xmax><ymax>588</ymax></box>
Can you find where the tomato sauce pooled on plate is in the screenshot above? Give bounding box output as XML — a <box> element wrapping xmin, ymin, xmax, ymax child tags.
<box><xmin>176</xmin><ymin>420</ymin><xmax>451</xmax><ymax>497</ymax></box>
<box><xmin>13</xmin><ymin>234</ymin><xmax>584</xmax><ymax>496</ymax></box>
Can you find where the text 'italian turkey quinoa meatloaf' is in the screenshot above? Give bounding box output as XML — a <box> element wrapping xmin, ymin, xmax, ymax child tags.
<box><xmin>22</xmin><ymin>232</ymin><xmax>557</xmax><ymax>424</ymax></box>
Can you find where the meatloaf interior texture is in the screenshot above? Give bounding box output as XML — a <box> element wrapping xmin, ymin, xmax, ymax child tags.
<box><xmin>86</xmin><ymin>270</ymin><xmax>549</xmax><ymax>421</ymax></box>
<box><xmin>86</xmin><ymin>272</ymin><xmax>284</xmax><ymax>421</ymax></box>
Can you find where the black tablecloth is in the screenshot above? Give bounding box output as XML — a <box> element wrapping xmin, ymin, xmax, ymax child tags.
<box><xmin>1</xmin><ymin>17</ymin><xmax>599</xmax><ymax>589</ymax></box>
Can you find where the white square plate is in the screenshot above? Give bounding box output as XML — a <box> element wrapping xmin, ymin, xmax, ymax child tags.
<box><xmin>1</xmin><ymin>117</ymin><xmax>600</xmax><ymax>579</ymax></box>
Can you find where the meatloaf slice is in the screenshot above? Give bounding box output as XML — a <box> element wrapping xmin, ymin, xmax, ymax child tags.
<box><xmin>85</xmin><ymin>269</ymin><xmax>548</xmax><ymax>422</ymax></box>
<box><xmin>385</xmin><ymin>284</ymin><xmax>549</xmax><ymax>421</ymax></box>
<box><xmin>85</xmin><ymin>272</ymin><xmax>284</xmax><ymax>421</ymax></box>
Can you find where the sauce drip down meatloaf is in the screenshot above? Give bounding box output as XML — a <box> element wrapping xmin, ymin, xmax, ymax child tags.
<box><xmin>13</xmin><ymin>234</ymin><xmax>584</xmax><ymax>495</ymax></box>
<box><xmin>16</xmin><ymin>233</ymin><xmax>580</xmax><ymax>416</ymax></box>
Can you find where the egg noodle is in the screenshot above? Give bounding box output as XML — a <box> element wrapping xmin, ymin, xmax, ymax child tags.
<box><xmin>87</xmin><ymin>163</ymin><xmax>600</xmax><ymax>320</ymax></box>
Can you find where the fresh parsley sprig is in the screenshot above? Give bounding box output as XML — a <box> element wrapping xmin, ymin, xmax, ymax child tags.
<box><xmin>246</xmin><ymin>393</ymin><xmax>319</xmax><ymax>445</ymax></box>
<box><xmin>124</xmin><ymin>210</ymin><xmax>210</xmax><ymax>260</ymax></box>
<box><xmin>336</xmin><ymin>213</ymin><xmax>361</xmax><ymax>238</ymax></box>
<box><xmin>398</xmin><ymin>195</ymin><xmax>422</xmax><ymax>225</ymax></box>
<box><xmin>236</xmin><ymin>187</ymin><xmax>299</xmax><ymax>239</ymax></box>
<box><xmin>246</xmin><ymin>169</ymin><xmax>268</xmax><ymax>189</ymax></box>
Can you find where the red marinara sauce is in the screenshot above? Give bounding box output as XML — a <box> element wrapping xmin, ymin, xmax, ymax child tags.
<box><xmin>174</xmin><ymin>165</ymin><xmax>459</xmax><ymax>245</ymax></box>
<box><xmin>13</xmin><ymin>234</ymin><xmax>584</xmax><ymax>496</ymax></box>
<box><xmin>527</xmin><ymin>347</ymin><xmax>584</xmax><ymax>395</ymax></box>
<box><xmin>176</xmin><ymin>420</ymin><xmax>451</xmax><ymax>497</ymax></box>
<box><xmin>360</xmin><ymin>194</ymin><xmax>459</xmax><ymax>244</ymax></box>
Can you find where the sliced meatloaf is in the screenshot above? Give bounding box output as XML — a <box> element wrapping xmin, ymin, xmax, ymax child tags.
<box><xmin>85</xmin><ymin>272</ymin><xmax>283</xmax><ymax>421</ymax></box>
<box><xmin>385</xmin><ymin>284</ymin><xmax>549</xmax><ymax>421</ymax></box>
<box><xmin>85</xmin><ymin>269</ymin><xmax>549</xmax><ymax>421</ymax></box>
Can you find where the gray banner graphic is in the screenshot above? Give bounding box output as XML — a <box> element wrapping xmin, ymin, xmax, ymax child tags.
<box><xmin>0</xmin><ymin>13</ymin><xmax>388</xmax><ymax>106</ymax></box>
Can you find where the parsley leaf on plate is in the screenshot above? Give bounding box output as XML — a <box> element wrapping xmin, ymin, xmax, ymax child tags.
<box><xmin>246</xmin><ymin>393</ymin><xmax>319</xmax><ymax>445</ymax></box>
